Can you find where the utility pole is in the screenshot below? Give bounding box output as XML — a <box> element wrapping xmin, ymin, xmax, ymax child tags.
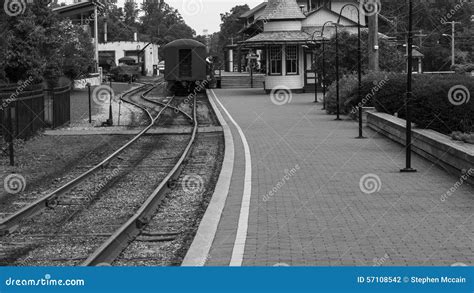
<box><xmin>368</xmin><ymin>13</ymin><xmax>379</xmax><ymax>71</ymax></box>
<box><xmin>414</xmin><ymin>30</ymin><xmax>427</xmax><ymax>48</ymax></box>
<box><xmin>444</xmin><ymin>21</ymin><xmax>461</xmax><ymax>67</ymax></box>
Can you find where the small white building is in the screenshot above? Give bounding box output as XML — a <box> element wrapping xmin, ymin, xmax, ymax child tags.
<box><xmin>98</xmin><ymin>41</ymin><xmax>160</xmax><ymax>76</ymax></box>
<box><xmin>243</xmin><ymin>0</ymin><xmax>364</xmax><ymax>92</ymax></box>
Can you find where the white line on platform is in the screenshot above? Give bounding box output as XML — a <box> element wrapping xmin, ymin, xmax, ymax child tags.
<box><xmin>211</xmin><ymin>90</ymin><xmax>253</xmax><ymax>267</ymax></box>
<box><xmin>181</xmin><ymin>90</ymin><xmax>235</xmax><ymax>266</ymax></box>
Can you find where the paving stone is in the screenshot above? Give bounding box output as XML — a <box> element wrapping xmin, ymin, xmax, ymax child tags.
<box><xmin>208</xmin><ymin>89</ymin><xmax>473</xmax><ymax>267</ymax></box>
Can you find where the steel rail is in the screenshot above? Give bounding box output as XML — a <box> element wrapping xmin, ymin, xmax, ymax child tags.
<box><xmin>82</xmin><ymin>95</ymin><xmax>198</xmax><ymax>266</ymax></box>
<box><xmin>0</xmin><ymin>83</ymin><xmax>161</xmax><ymax>235</ymax></box>
<box><xmin>135</xmin><ymin>80</ymin><xmax>193</xmax><ymax>121</ymax></box>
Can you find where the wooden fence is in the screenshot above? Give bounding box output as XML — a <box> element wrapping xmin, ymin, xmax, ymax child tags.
<box><xmin>1</xmin><ymin>84</ymin><xmax>71</xmax><ymax>140</ymax></box>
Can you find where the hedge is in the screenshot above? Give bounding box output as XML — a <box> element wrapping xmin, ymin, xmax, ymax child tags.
<box><xmin>326</xmin><ymin>72</ymin><xmax>474</xmax><ymax>135</ymax></box>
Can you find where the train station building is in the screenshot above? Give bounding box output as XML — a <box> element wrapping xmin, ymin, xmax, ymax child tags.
<box><xmin>233</xmin><ymin>0</ymin><xmax>363</xmax><ymax>92</ymax></box>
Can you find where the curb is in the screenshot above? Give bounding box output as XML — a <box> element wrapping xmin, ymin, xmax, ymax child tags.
<box><xmin>181</xmin><ymin>89</ymin><xmax>235</xmax><ymax>266</ymax></box>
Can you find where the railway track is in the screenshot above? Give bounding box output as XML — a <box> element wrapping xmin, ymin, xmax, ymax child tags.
<box><xmin>0</xmin><ymin>81</ymin><xmax>200</xmax><ymax>266</ymax></box>
<box><xmin>82</xmin><ymin>88</ymin><xmax>198</xmax><ymax>266</ymax></box>
<box><xmin>0</xmin><ymin>83</ymin><xmax>158</xmax><ymax>235</ymax></box>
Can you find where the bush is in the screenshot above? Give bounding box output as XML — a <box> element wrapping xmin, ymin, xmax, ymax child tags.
<box><xmin>325</xmin><ymin>74</ymin><xmax>358</xmax><ymax>115</ymax></box>
<box><xmin>374</xmin><ymin>74</ymin><xmax>474</xmax><ymax>135</ymax></box>
<box><xmin>325</xmin><ymin>71</ymin><xmax>400</xmax><ymax>116</ymax></box>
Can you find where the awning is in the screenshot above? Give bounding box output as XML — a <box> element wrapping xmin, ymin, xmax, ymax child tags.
<box><xmin>244</xmin><ymin>31</ymin><xmax>311</xmax><ymax>47</ymax></box>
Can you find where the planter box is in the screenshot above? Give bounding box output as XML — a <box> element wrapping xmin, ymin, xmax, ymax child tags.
<box><xmin>368</xmin><ymin>112</ymin><xmax>474</xmax><ymax>185</ymax></box>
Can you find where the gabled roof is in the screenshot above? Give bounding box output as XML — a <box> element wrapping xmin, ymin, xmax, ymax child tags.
<box><xmin>305</xmin><ymin>6</ymin><xmax>359</xmax><ymax>26</ymax></box>
<box><xmin>261</xmin><ymin>0</ymin><xmax>306</xmax><ymax>21</ymax></box>
<box><xmin>240</xmin><ymin>2</ymin><xmax>267</xmax><ymax>19</ymax></box>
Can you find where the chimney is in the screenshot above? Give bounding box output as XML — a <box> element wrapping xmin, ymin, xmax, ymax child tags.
<box><xmin>134</xmin><ymin>32</ymin><xmax>138</xmax><ymax>42</ymax></box>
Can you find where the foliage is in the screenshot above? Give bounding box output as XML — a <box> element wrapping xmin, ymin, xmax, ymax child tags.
<box><xmin>324</xmin><ymin>74</ymin><xmax>358</xmax><ymax>115</ymax></box>
<box><xmin>314</xmin><ymin>31</ymin><xmax>405</xmax><ymax>89</ymax></box>
<box><xmin>325</xmin><ymin>71</ymin><xmax>398</xmax><ymax>115</ymax></box>
<box><xmin>373</xmin><ymin>74</ymin><xmax>474</xmax><ymax>135</ymax></box>
<box><xmin>379</xmin><ymin>0</ymin><xmax>474</xmax><ymax>71</ymax></box>
<box><xmin>214</xmin><ymin>5</ymin><xmax>250</xmax><ymax>65</ymax></box>
<box><xmin>0</xmin><ymin>2</ymin><xmax>94</xmax><ymax>86</ymax></box>
<box><xmin>452</xmin><ymin>63</ymin><xmax>474</xmax><ymax>74</ymax></box>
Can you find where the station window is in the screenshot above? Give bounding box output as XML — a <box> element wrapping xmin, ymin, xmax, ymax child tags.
<box><xmin>286</xmin><ymin>45</ymin><xmax>299</xmax><ymax>75</ymax></box>
<box><xmin>269</xmin><ymin>46</ymin><xmax>282</xmax><ymax>75</ymax></box>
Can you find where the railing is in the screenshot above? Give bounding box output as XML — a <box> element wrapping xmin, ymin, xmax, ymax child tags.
<box><xmin>1</xmin><ymin>84</ymin><xmax>45</xmax><ymax>140</ymax></box>
<box><xmin>1</xmin><ymin>83</ymin><xmax>71</xmax><ymax>140</ymax></box>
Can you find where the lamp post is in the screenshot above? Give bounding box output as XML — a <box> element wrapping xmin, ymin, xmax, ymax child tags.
<box><xmin>321</xmin><ymin>21</ymin><xmax>341</xmax><ymax>120</ymax></box>
<box><xmin>337</xmin><ymin>4</ymin><xmax>365</xmax><ymax>138</ymax></box>
<box><xmin>401</xmin><ymin>0</ymin><xmax>417</xmax><ymax>173</ymax></box>
<box><xmin>308</xmin><ymin>30</ymin><xmax>321</xmax><ymax>103</ymax></box>
<box><xmin>321</xmin><ymin>37</ymin><xmax>327</xmax><ymax>110</ymax></box>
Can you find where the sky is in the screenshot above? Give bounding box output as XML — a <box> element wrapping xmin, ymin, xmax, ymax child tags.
<box><xmin>60</xmin><ymin>0</ymin><xmax>265</xmax><ymax>34</ymax></box>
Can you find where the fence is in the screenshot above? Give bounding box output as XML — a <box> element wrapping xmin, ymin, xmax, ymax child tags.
<box><xmin>1</xmin><ymin>84</ymin><xmax>71</xmax><ymax>140</ymax></box>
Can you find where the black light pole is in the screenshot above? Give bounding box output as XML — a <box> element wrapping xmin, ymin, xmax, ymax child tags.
<box><xmin>321</xmin><ymin>39</ymin><xmax>326</xmax><ymax>110</ymax></box>
<box><xmin>108</xmin><ymin>78</ymin><xmax>113</xmax><ymax>126</ymax></box>
<box><xmin>338</xmin><ymin>4</ymin><xmax>365</xmax><ymax>138</ymax></box>
<box><xmin>334</xmin><ymin>24</ymin><xmax>341</xmax><ymax>121</ymax></box>
<box><xmin>321</xmin><ymin>21</ymin><xmax>341</xmax><ymax>120</ymax></box>
<box><xmin>401</xmin><ymin>0</ymin><xmax>417</xmax><ymax>173</ymax></box>
<box><xmin>308</xmin><ymin>30</ymin><xmax>320</xmax><ymax>103</ymax></box>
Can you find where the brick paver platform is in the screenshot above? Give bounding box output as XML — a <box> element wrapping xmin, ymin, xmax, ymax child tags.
<box><xmin>206</xmin><ymin>89</ymin><xmax>473</xmax><ymax>266</ymax></box>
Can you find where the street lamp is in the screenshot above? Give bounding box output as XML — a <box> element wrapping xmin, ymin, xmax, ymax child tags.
<box><xmin>321</xmin><ymin>21</ymin><xmax>341</xmax><ymax>120</ymax></box>
<box><xmin>337</xmin><ymin>4</ymin><xmax>365</xmax><ymax>138</ymax></box>
<box><xmin>307</xmin><ymin>30</ymin><xmax>321</xmax><ymax>103</ymax></box>
<box><xmin>401</xmin><ymin>0</ymin><xmax>417</xmax><ymax>173</ymax></box>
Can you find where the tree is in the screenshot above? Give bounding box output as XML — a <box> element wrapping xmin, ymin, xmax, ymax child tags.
<box><xmin>216</xmin><ymin>5</ymin><xmax>250</xmax><ymax>63</ymax></box>
<box><xmin>378</xmin><ymin>0</ymin><xmax>474</xmax><ymax>71</ymax></box>
<box><xmin>139</xmin><ymin>1</ymin><xmax>195</xmax><ymax>46</ymax></box>
<box><xmin>0</xmin><ymin>2</ymin><xmax>94</xmax><ymax>86</ymax></box>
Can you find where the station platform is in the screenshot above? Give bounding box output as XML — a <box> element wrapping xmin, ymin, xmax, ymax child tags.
<box><xmin>183</xmin><ymin>88</ymin><xmax>474</xmax><ymax>267</ymax></box>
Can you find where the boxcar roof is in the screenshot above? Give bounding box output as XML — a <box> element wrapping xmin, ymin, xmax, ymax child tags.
<box><xmin>164</xmin><ymin>39</ymin><xmax>206</xmax><ymax>49</ymax></box>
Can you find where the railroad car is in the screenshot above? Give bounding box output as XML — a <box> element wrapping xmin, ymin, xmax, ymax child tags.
<box><xmin>163</xmin><ymin>39</ymin><xmax>208</xmax><ymax>95</ymax></box>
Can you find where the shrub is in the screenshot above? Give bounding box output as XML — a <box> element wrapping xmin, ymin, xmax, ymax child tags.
<box><xmin>325</xmin><ymin>71</ymin><xmax>401</xmax><ymax>116</ymax></box>
<box><xmin>324</xmin><ymin>74</ymin><xmax>357</xmax><ymax>115</ymax></box>
<box><xmin>374</xmin><ymin>74</ymin><xmax>474</xmax><ymax>135</ymax></box>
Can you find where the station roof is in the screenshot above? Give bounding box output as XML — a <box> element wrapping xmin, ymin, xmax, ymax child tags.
<box><xmin>244</xmin><ymin>31</ymin><xmax>310</xmax><ymax>46</ymax></box>
<box><xmin>260</xmin><ymin>0</ymin><xmax>306</xmax><ymax>20</ymax></box>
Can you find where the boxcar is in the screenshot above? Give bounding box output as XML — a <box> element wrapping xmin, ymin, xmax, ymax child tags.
<box><xmin>163</xmin><ymin>39</ymin><xmax>207</xmax><ymax>94</ymax></box>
